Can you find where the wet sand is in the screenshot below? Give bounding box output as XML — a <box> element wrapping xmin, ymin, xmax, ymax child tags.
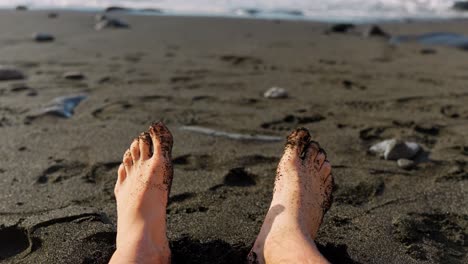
<box><xmin>0</xmin><ymin>10</ymin><xmax>467</xmax><ymax>264</ymax></box>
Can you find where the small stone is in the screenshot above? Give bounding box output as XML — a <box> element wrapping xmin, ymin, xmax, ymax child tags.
<box><xmin>397</xmin><ymin>159</ymin><xmax>415</xmax><ymax>170</ymax></box>
<box><xmin>10</xmin><ymin>83</ymin><xmax>30</xmax><ymax>92</ymax></box>
<box><xmin>414</xmin><ymin>123</ymin><xmax>440</xmax><ymax>135</ymax></box>
<box><xmin>0</xmin><ymin>66</ymin><xmax>25</xmax><ymax>81</ymax></box>
<box><xmin>327</xmin><ymin>23</ymin><xmax>355</xmax><ymax>33</ymax></box>
<box><xmin>369</xmin><ymin>139</ymin><xmax>421</xmax><ymax>160</ymax></box>
<box><xmin>363</xmin><ymin>25</ymin><xmax>389</xmax><ymax>38</ymax></box>
<box><xmin>33</xmin><ymin>33</ymin><xmax>55</xmax><ymax>42</ymax></box>
<box><xmin>105</xmin><ymin>6</ymin><xmax>131</xmax><ymax>12</ymax></box>
<box><xmin>95</xmin><ymin>18</ymin><xmax>129</xmax><ymax>30</ymax></box>
<box><xmin>63</xmin><ymin>71</ymin><xmax>85</xmax><ymax>80</ymax></box>
<box><xmin>453</xmin><ymin>1</ymin><xmax>468</xmax><ymax>11</ymax></box>
<box><xmin>264</xmin><ymin>87</ymin><xmax>288</xmax><ymax>99</ymax></box>
<box><xmin>48</xmin><ymin>12</ymin><xmax>58</xmax><ymax>18</ymax></box>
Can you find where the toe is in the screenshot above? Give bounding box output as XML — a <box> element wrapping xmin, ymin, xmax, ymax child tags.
<box><xmin>139</xmin><ymin>132</ymin><xmax>152</xmax><ymax>160</ymax></box>
<box><xmin>123</xmin><ymin>149</ymin><xmax>133</xmax><ymax>169</ymax></box>
<box><xmin>304</xmin><ymin>140</ymin><xmax>320</xmax><ymax>164</ymax></box>
<box><xmin>117</xmin><ymin>163</ymin><xmax>126</xmax><ymax>184</ymax></box>
<box><xmin>313</xmin><ymin>148</ymin><xmax>327</xmax><ymax>171</ymax></box>
<box><xmin>149</xmin><ymin>121</ymin><xmax>174</xmax><ymax>158</ymax></box>
<box><xmin>284</xmin><ymin>127</ymin><xmax>311</xmax><ymax>159</ymax></box>
<box><xmin>130</xmin><ymin>139</ymin><xmax>140</xmax><ymax>162</ymax></box>
<box><xmin>320</xmin><ymin>160</ymin><xmax>332</xmax><ymax>180</ymax></box>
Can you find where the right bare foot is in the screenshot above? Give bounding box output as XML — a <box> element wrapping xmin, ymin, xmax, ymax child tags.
<box><xmin>110</xmin><ymin>122</ymin><xmax>173</xmax><ymax>264</ymax></box>
<box><xmin>248</xmin><ymin>128</ymin><xmax>334</xmax><ymax>264</ymax></box>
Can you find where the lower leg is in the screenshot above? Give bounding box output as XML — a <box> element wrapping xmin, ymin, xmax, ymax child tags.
<box><xmin>249</xmin><ymin>128</ymin><xmax>333</xmax><ymax>264</ymax></box>
<box><xmin>110</xmin><ymin>122</ymin><xmax>174</xmax><ymax>264</ymax></box>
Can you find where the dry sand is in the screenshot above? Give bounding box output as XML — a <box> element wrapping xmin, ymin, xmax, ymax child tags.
<box><xmin>0</xmin><ymin>10</ymin><xmax>467</xmax><ymax>264</ymax></box>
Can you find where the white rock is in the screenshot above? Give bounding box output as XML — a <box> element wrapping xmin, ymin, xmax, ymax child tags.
<box><xmin>369</xmin><ymin>139</ymin><xmax>421</xmax><ymax>160</ymax></box>
<box><xmin>264</xmin><ymin>87</ymin><xmax>288</xmax><ymax>99</ymax></box>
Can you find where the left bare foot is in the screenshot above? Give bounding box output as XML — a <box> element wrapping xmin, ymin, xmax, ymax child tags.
<box><xmin>110</xmin><ymin>122</ymin><xmax>173</xmax><ymax>264</ymax></box>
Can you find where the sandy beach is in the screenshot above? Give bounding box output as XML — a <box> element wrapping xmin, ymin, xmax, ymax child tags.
<box><xmin>0</xmin><ymin>9</ymin><xmax>467</xmax><ymax>263</ymax></box>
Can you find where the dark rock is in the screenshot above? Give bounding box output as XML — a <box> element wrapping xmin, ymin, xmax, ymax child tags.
<box><xmin>95</xmin><ymin>18</ymin><xmax>130</xmax><ymax>30</ymax></box>
<box><xmin>453</xmin><ymin>1</ymin><xmax>468</xmax><ymax>11</ymax></box>
<box><xmin>48</xmin><ymin>12</ymin><xmax>58</xmax><ymax>18</ymax></box>
<box><xmin>32</xmin><ymin>33</ymin><xmax>55</xmax><ymax>42</ymax></box>
<box><xmin>0</xmin><ymin>66</ymin><xmax>25</xmax><ymax>81</ymax></box>
<box><xmin>363</xmin><ymin>25</ymin><xmax>389</xmax><ymax>38</ymax></box>
<box><xmin>414</xmin><ymin>123</ymin><xmax>440</xmax><ymax>135</ymax></box>
<box><xmin>15</xmin><ymin>5</ymin><xmax>27</xmax><ymax>11</ymax></box>
<box><xmin>63</xmin><ymin>71</ymin><xmax>85</xmax><ymax>80</ymax></box>
<box><xmin>420</xmin><ymin>48</ymin><xmax>437</xmax><ymax>54</ymax></box>
<box><xmin>327</xmin><ymin>24</ymin><xmax>355</xmax><ymax>33</ymax></box>
<box><xmin>105</xmin><ymin>6</ymin><xmax>131</xmax><ymax>12</ymax></box>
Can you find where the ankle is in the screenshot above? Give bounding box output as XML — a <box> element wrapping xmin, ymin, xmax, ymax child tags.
<box><xmin>111</xmin><ymin>238</ymin><xmax>171</xmax><ymax>264</ymax></box>
<box><xmin>114</xmin><ymin>227</ymin><xmax>171</xmax><ymax>264</ymax></box>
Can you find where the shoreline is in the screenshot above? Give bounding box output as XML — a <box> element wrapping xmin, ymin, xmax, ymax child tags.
<box><xmin>4</xmin><ymin>7</ymin><xmax>468</xmax><ymax>24</ymax></box>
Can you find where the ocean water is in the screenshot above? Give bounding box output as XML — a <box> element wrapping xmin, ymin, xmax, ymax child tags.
<box><xmin>2</xmin><ymin>0</ymin><xmax>468</xmax><ymax>22</ymax></box>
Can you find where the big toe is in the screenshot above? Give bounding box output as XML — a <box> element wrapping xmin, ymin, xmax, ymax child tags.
<box><xmin>284</xmin><ymin>127</ymin><xmax>311</xmax><ymax>159</ymax></box>
<box><xmin>149</xmin><ymin>121</ymin><xmax>173</xmax><ymax>158</ymax></box>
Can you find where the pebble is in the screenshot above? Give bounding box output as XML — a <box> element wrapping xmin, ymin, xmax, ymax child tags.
<box><xmin>397</xmin><ymin>159</ymin><xmax>415</xmax><ymax>170</ymax></box>
<box><xmin>264</xmin><ymin>87</ymin><xmax>288</xmax><ymax>99</ymax></box>
<box><xmin>363</xmin><ymin>25</ymin><xmax>389</xmax><ymax>38</ymax></box>
<box><xmin>105</xmin><ymin>6</ymin><xmax>131</xmax><ymax>12</ymax></box>
<box><xmin>327</xmin><ymin>23</ymin><xmax>355</xmax><ymax>33</ymax></box>
<box><xmin>33</xmin><ymin>33</ymin><xmax>55</xmax><ymax>42</ymax></box>
<box><xmin>48</xmin><ymin>12</ymin><xmax>58</xmax><ymax>18</ymax></box>
<box><xmin>370</xmin><ymin>139</ymin><xmax>421</xmax><ymax>160</ymax></box>
<box><xmin>0</xmin><ymin>66</ymin><xmax>25</xmax><ymax>81</ymax></box>
<box><xmin>453</xmin><ymin>1</ymin><xmax>468</xmax><ymax>11</ymax></box>
<box><xmin>95</xmin><ymin>18</ymin><xmax>129</xmax><ymax>30</ymax></box>
<box><xmin>63</xmin><ymin>71</ymin><xmax>85</xmax><ymax>80</ymax></box>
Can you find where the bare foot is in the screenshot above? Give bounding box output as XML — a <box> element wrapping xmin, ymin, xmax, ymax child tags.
<box><xmin>248</xmin><ymin>128</ymin><xmax>333</xmax><ymax>264</ymax></box>
<box><xmin>110</xmin><ymin>122</ymin><xmax>174</xmax><ymax>264</ymax></box>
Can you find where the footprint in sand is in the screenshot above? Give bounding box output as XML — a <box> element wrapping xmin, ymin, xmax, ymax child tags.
<box><xmin>92</xmin><ymin>101</ymin><xmax>133</xmax><ymax>121</ymax></box>
<box><xmin>261</xmin><ymin>114</ymin><xmax>325</xmax><ymax>131</ymax></box>
<box><xmin>0</xmin><ymin>226</ymin><xmax>29</xmax><ymax>261</ymax></box>
<box><xmin>334</xmin><ymin>178</ymin><xmax>385</xmax><ymax>206</ymax></box>
<box><xmin>36</xmin><ymin>161</ymin><xmax>87</xmax><ymax>184</ymax></box>
<box><xmin>392</xmin><ymin>213</ymin><xmax>468</xmax><ymax>263</ymax></box>
<box><xmin>172</xmin><ymin>154</ymin><xmax>213</xmax><ymax>171</ymax></box>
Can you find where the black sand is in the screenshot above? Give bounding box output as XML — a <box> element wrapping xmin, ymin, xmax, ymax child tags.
<box><xmin>0</xmin><ymin>10</ymin><xmax>467</xmax><ymax>264</ymax></box>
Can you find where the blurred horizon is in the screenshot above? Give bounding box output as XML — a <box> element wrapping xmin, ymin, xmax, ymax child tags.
<box><xmin>4</xmin><ymin>0</ymin><xmax>468</xmax><ymax>23</ymax></box>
